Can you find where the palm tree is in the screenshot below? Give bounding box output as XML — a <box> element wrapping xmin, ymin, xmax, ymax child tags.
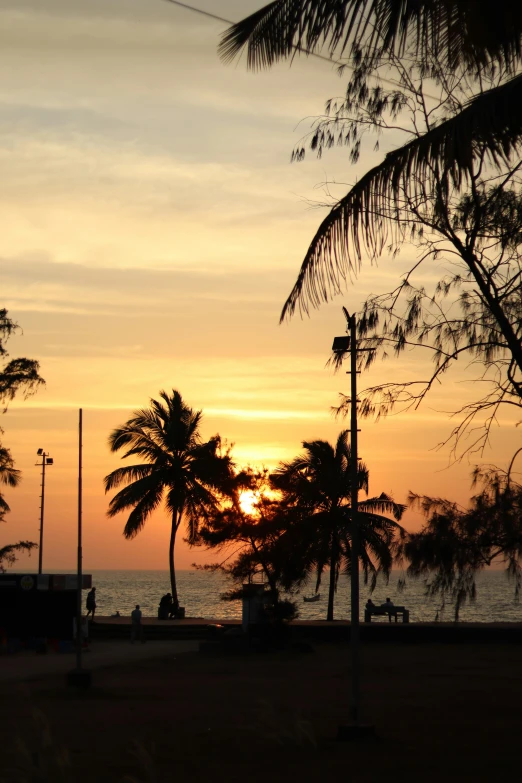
<box><xmin>0</xmin><ymin>444</ymin><xmax>21</xmax><ymax>523</ymax></box>
<box><xmin>273</xmin><ymin>431</ymin><xmax>405</xmax><ymax>620</ymax></box>
<box><xmin>220</xmin><ymin>2</ymin><xmax>522</xmax><ymax>319</ymax></box>
<box><xmin>0</xmin><ymin>443</ymin><xmax>37</xmax><ymax>572</ymax></box>
<box><xmin>104</xmin><ymin>390</ymin><xmax>235</xmax><ymax>609</ymax></box>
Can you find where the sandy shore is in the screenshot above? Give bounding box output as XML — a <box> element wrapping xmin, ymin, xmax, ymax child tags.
<box><xmin>1</xmin><ymin>638</ymin><xmax>520</xmax><ymax>782</ymax></box>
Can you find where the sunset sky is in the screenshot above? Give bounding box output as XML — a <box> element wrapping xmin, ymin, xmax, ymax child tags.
<box><xmin>2</xmin><ymin>0</ymin><xmax>517</xmax><ymax>573</ymax></box>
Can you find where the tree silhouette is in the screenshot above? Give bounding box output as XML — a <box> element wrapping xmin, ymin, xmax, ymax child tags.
<box><xmin>220</xmin><ymin>1</ymin><xmax>522</xmax><ymax>225</ymax></box>
<box><xmin>0</xmin><ymin>309</ymin><xmax>43</xmax><ymax>570</ymax></box>
<box><xmin>196</xmin><ymin>468</ymin><xmax>307</xmax><ymax>620</ymax></box>
<box><xmin>222</xmin><ymin>5</ymin><xmax>522</xmax><ymax>459</ymax></box>
<box><xmin>104</xmin><ymin>390</ymin><xmax>235</xmax><ymax>609</ymax></box>
<box><xmin>0</xmin><ymin>309</ymin><xmax>44</xmax><ymax>410</ymax></box>
<box><xmin>400</xmin><ymin>466</ymin><xmax>522</xmax><ymax>620</ymax></box>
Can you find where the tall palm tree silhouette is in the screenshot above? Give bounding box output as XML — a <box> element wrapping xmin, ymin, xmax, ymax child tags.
<box><xmin>104</xmin><ymin>390</ymin><xmax>235</xmax><ymax>609</ymax></box>
<box><xmin>274</xmin><ymin>431</ymin><xmax>405</xmax><ymax>620</ymax></box>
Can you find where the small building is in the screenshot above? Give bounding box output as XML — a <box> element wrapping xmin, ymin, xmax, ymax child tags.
<box><xmin>0</xmin><ymin>573</ymin><xmax>92</xmax><ymax>647</ymax></box>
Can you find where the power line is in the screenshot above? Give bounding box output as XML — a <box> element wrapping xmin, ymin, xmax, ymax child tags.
<box><xmin>162</xmin><ymin>0</ymin><xmax>349</xmax><ymax>70</ymax></box>
<box><xmin>161</xmin><ymin>0</ymin><xmax>231</xmax><ymax>27</ymax></box>
<box><xmin>163</xmin><ymin>0</ymin><xmax>438</xmax><ymax>99</ymax></box>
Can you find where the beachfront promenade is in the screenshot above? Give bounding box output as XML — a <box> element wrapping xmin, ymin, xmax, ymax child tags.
<box><xmin>3</xmin><ymin>616</ymin><xmax>522</xmax><ymax>684</ymax></box>
<box><xmin>91</xmin><ymin>615</ymin><xmax>522</xmax><ymax>642</ymax></box>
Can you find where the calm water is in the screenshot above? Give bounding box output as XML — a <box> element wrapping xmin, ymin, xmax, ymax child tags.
<box><xmin>78</xmin><ymin>569</ymin><xmax>522</xmax><ymax>623</ymax></box>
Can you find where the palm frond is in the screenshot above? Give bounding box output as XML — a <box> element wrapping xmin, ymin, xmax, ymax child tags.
<box><xmin>153</xmin><ymin>389</ymin><xmax>204</xmax><ymax>453</ymax></box>
<box><xmin>0</xmin><ymin>494</ymin><xmax>11</xmax><ymax>514</ymax></box>
<box><xmin>281</xmin><ymin>71</ymin><xmax>522</xmax><ymax>319</ymax></box>
<box><xmin>103</xmin><ymin>463</ymin><xmax>154</xmax><ymax>492</ymax></box>
<box><xmin>359</xmin><ymin>493</ymin><xmax>406</xmax><ymax>521</ymax></box>
<box><xmin>107</xmin><ymin>473</ymin><xmax>164</xmax><ymax>519</ymax></box>
<box><xmin>0</xmin><ymin>445</ymin><xmax>21</xmax><ymax>487</ymax></box>
<box><xmin>219</xmin><ymin>0</ymin><xmax>522</xmax><ymax>72</ymax></box>
<box><xmin>108</xmin><ymin>421</ymin><xmax>164</xmax><ymax>456</ymax></box>
<box><xmin>122</xmin><ymin>485</ymin><xmax>164</xmax><ymax>539</ymax></box>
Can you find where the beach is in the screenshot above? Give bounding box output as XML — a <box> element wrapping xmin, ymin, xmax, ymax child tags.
<box><xmin>1</xmin><ymin>635</ymin><xmax>520</xmax><ymax>782</ymax></box>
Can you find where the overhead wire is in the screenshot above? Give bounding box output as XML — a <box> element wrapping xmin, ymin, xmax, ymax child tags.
<box><xmin>161</xmin><ymin>0</ymin><xmax>419</xmax><ymax>91</ymax></box>
<box><xmin>163</xmin><ymin>0</ymin><xmax>351</xmax><ymax>70</ymax></box>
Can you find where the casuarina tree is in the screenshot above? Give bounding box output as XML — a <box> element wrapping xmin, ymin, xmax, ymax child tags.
<box><xmin>0</xmin><ymin>309</ymin><xmax>43</xmax><ymax>571</ymax></box>
<box><xmin>221</xmin><ymin>5</ymin><xmax>522</xmax><ymax>461</ymax></box>
<box><xmin>399</xmin><ymin>465</ymin><xmax>522</xmax><ymax>620</ymax></box>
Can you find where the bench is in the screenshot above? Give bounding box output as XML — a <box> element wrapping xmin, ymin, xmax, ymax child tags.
<box><xmin>364</xmin><ymin>606</ymin><xmax>410</xmax><ymax>623</ymax></box>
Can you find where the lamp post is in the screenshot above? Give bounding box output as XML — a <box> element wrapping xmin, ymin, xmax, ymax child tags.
<box><xmin>333</xmin><ymin>310</ymin><xmax>374</xmax><ymax>738</ymax></box>
<box><xmin>36</xmin><ymin>448</ymin><xmax>53</xmax><ymax>575</ymax></box>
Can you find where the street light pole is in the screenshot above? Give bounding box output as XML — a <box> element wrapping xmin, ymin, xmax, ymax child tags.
<box><xmin>36</xmin><ymin>449</ymin><xmax>53</xmax><ymax>575</ymax></box>
<box><xmin>333</xmin><ymin>311</ymin><xmax>374</xmax><ymax>739</ymax></box>
<box><xmin>348</xmin><ymin>313</ymin><xmax>360</xmax><ymax>725</ymax></box>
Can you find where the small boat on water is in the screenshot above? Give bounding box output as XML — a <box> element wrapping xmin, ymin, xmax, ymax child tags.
<box><xmin>303</xmin><ymin>593</ymin><xmax>321</xmax><ymax>603</ymax></box>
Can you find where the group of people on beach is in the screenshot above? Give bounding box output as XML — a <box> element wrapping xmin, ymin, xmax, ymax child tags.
<box><xmin>85</xmin><ymin>586</ymin><xmax>145</xmax><ymax>643</ymax></box>
<box><xmin>84</xmin><ymin>586</ymin><xmax>180</xmax><ymax>642</ymax></box>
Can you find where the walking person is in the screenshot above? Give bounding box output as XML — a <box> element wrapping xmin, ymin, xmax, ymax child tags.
<box><xmin>131</xmin><ymin>604</ymin><xmax>145</xmax><ymax>644</ymax></box>
<box><xmin>85</xmin><ymin>587</ymin><xmax>97</xmax><ymax>621</ymax></box>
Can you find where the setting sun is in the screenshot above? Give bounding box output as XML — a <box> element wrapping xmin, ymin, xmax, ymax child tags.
<box><xmin>239</xmin><ymin>490</ymin><xmax>258</xmax><ymax>517</ymax></box>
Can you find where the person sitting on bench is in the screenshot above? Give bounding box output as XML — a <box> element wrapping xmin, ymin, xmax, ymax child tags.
<box><xmin>381</xmin><ymin>597</ymin><xmax>397</xmax><ymax>622</ymax></box>
<box><xmin>158</xmin><ymin>593</ymin><xmax>171</xmax><ymax>620</ymax></box>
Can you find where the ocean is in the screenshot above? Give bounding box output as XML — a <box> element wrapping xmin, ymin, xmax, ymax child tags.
<box><xmin>82</xmin><ymin>569</ymin><xmax>522</xmax><ymax>623</ymax></box>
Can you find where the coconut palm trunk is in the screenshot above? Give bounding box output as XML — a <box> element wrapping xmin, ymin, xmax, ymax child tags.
<box><xmin>169</xmin><ymin>512</ymin><xmax>180</xmax><ymax>610</ymax></box>
<box><xmin>327</xmin><ymin>536</ymin><xmax>338</xmax><ymax>622</ymax></box>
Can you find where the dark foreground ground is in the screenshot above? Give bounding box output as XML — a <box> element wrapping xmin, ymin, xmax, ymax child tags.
<box><xmin>0</xmin><ymin>640</ymin><xmax>519</xmax><ymax>782</ymax></box>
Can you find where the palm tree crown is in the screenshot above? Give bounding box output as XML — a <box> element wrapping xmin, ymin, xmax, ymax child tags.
<box><xmin>220</xmin><ymin>0</ymin><xmax>522</xmax><ymax>73</ymax></box>
<box><xmin>104</xmin><ymin>389</ymin><xmax>235</xmax><ymax>608</ymax></box>
<box><xmin>221</xmin><ymin>2</ymin><xmax>522</xmax><ymax>319</ymax></box>
<box><xmin>273</xmin><ymin>431</ymin><xmax>405</xmax><ymax>620</ymax></box>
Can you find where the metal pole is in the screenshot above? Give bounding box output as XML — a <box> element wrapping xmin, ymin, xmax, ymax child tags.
<box><xmin>76</xmin><ymin>408</ymin><xmax>83</xmax><ymax>671</ymax></box>
<box><xmin>38</xmin><ymin>456</ymin><xmax>46</xmax><ymax>574</ymax></box>
<box><xmin>349</xmin><ymin>314</ymin><xmax>360</xmax><ymax>724</ymax></box>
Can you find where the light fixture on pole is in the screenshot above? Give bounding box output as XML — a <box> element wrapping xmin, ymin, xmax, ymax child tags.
<box><xmin>332</xmin><ymin>308</ymin><xmax>374</xmax><ymax>739</ymax></box>
<box><xmin>36</xmin><ymin>449</ymin><xmax>54</xmax><ymax>575</ymax></box>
